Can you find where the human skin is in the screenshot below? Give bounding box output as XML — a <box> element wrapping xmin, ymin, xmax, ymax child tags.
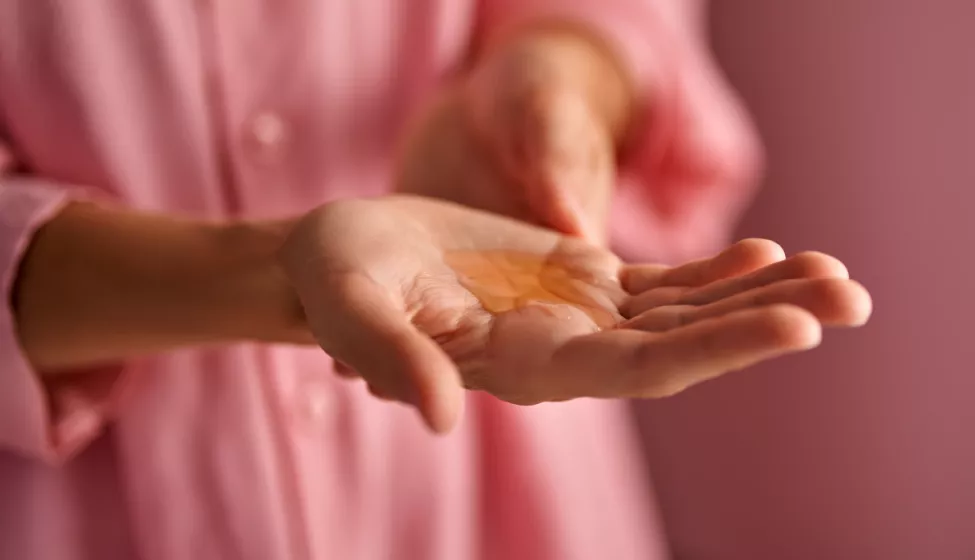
<box><xmin>397</xmin><ymin>23</ymin><xmax>633</xmax><ymax>245</ymax></box>
<box><xmin>279</xmin><ymin>196</ymin><xmax>871</xmax><ymax>432</ymax></box>
<box><xmin>11</xmin><ymin>25</ymin><xmax>871</xmax><ymax>433</ymax></box>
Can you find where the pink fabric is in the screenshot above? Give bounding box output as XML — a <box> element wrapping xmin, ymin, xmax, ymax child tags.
<box><xmin>637</xmin><ymin>2</ymin><xmax>975</xmax><ymax>559</ymax></box>
<box><xmin>0</xmin><ymin>1</ymin><xmax>756</xmax><ymax>558</ymax></box>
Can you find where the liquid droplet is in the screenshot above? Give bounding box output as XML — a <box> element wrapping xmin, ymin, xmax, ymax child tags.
<box><xmin>444</xmin><ymin>250</ymin><xmax>618</xmax><ymax>329</ymax></box>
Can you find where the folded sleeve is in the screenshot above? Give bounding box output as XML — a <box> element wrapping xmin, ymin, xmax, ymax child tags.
<box><xmin>479</xmin><ymin>0</ymin><xmax>765</xmax><ymax>264</ymax></box>
<box><xmin>0</xmin><ymin>143</ymin><xmax>130</xmax><ymax>464</ymax></box>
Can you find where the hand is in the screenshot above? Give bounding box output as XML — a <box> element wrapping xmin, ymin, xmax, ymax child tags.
<box><xmin>396</xmin><ymin>26</ymin><xmax>631</xmax><ymax>244</ymax></box>
<box><xmin>278</xmin><ymin>195</ymin><xmax>871</xmax><ymax>433</ymax></box>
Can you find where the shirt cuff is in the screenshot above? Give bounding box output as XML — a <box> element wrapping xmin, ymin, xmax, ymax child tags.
<box><xmin>0</xmin><ymin>180</ymin><xmax>128</xmax><ymax>464</ymax></box>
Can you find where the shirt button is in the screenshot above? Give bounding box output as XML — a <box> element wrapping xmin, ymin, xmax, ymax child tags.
<box><xmin>296</xmin><ymin>378</ymin><xmax>335</xmax><ymax>426</ymax></box>
<box><xmin>246</xmin><ymin>111</ymin><xmax>289</xmax><ymax>162</ymax></box>
<box><xmin>307</xmin><ymin>392</ymin><xmax>329</xmax><ymax>420</ymax></box>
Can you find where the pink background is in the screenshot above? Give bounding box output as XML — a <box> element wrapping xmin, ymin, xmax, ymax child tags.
<box><xmin>636</xmin><ymin>2</ymin><xmax>975</xmax><ymax>559</ymax></box>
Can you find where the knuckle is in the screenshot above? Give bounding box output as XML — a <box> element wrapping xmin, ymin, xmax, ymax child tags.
<box><xmin>806</xmin><ymin>277</ymin><xmax>854</xmax><ymax>301</ymax></box>
<box><xmin>758</xmin><ymin>304</ymin><xmax>810</xmax><ymax>345</ymax></box>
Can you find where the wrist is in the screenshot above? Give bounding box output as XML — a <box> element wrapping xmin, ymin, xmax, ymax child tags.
<box><xmin>212</xmin><ymin>218</ymin><xmax>310</xmax><ymax>345</ymax></box>
<box><xmin>14</xmin><ymin>203</ymin><xmax>310</xmax><ymax>374</ymax></box>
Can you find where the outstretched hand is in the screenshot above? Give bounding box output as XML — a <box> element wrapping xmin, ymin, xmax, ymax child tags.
<box><xmin>279</xmin><ymin>196</ymin><xmax>871</xmax><ymax>433</ymax></box>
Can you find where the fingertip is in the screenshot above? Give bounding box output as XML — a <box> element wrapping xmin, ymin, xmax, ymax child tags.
<box><xmin>760</xmin><ymin>304</ymin><xmax>823</xmax><ymax>350</ymax></box>
<box><xmin>673</xmin><ymin>238</ymin><xmax>786</xmax><ymax>287</ymax></box>
<box><xmin>840</xmin><ymin>280</ymin><xmax>873</xmax><ymax>327</ymax></box>
<box><xmin>800</xmin><ymin>278</ymin><xmax>873</xmax><ymax>327</ymax></box>
<box><xmin>527</xmin><ymin>179</ymin><xmax>590</xmax><ymax>239</ymax></box>
<box><xmin>731</xmin><ymin>238</ymin><xmax>786</xmax><ymax>264</ymax></box>
<box><xmin>791</xmin><ymin>251</ymin><xmax>850</xmax><ymax>279</ymax></box>
<box><xmin>408</xmin><ymin>347</ymin><xmax>465</xmax><ymax>434</ymax></box>
<box><xmin>419</xmin><ymin>373</ymin><xmax>465</xmax><ymax>434</ymax></box>
<box><xmin>420</xmin><ymin>387</ymin><xmax>464</xmax><ymax>435</ymax></box>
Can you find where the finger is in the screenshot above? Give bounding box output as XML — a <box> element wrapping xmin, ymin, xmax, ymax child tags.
<box><xmin>554</xmin><ymin>304</ymin><xmax>822</xmax><ymax>399</ymax></box>
<box><xmin>618</xmin><ymin>286</ymin><xmax>691</xmax><ymax>317</ymax></box>
<box><xmin>623</xmin><ymin>278</ymin><xmax>872</xmax><ymax>332</ymax></box>
<box><xmin>308</xmin><ymin>274</ymin><xmax>464</xmax><ymax>433</ymax></box>
<box><xmin>621</xmin><ymin>238</ymin><xmax>786</xmax><ymax>294</ymax></box>
<box><xmin>622</xmin><ymin>251</ymin><xmax>850</xmax><ymax>317</ymax></box>
<box><xmin>677</xmin><ymin>251</ymin><xmax>849</xmax><ymax>306</ymax></box>
<box><xmin>507</xmin><ymin>89</ymin><xmax>613</xmax><ymax>244</ymax></box>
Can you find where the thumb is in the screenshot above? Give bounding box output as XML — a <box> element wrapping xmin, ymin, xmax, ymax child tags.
<box><xmin>305</xmin><ymin>274</ymin><xmax>464</xmax><ymax>434</ymax></box>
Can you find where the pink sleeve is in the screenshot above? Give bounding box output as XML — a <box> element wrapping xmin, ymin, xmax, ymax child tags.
<box><xmin>479</xmin><ymin>0</ymin><xmax>765</xmax><ymax>263</ymax></box>
<box><xmin>0</xmin><ymin>144</ymin><xmax>130</xmax><ymax>464</ymax></box>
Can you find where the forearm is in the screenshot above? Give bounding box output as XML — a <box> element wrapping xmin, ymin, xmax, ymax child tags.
<box><xmin>11</xmin><ymin>202</ymin><xmax>309</xmax><ymax>376</ymax></box>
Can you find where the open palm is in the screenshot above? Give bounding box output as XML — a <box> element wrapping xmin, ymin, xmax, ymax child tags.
<box><xmin>280</xmin><ymin>195</ymin><xmax>870</xmax><ymax>432</ymax></box>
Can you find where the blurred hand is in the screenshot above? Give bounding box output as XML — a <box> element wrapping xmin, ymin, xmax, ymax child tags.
<box><xmin>396</xmin><ymin>25</ymin><xmax>632</xmax><ymax>244</ymax></box>
<box><xmin>279</xmin><ymin>196</ymin><xmax>871</xmax><ymax>434</ymax></box>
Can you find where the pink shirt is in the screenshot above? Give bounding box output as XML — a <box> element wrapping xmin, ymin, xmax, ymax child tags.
<box><xmin>0</xmin><ymin>1</ymin><xmax>759</xmax><ymax>558</ymax></box>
